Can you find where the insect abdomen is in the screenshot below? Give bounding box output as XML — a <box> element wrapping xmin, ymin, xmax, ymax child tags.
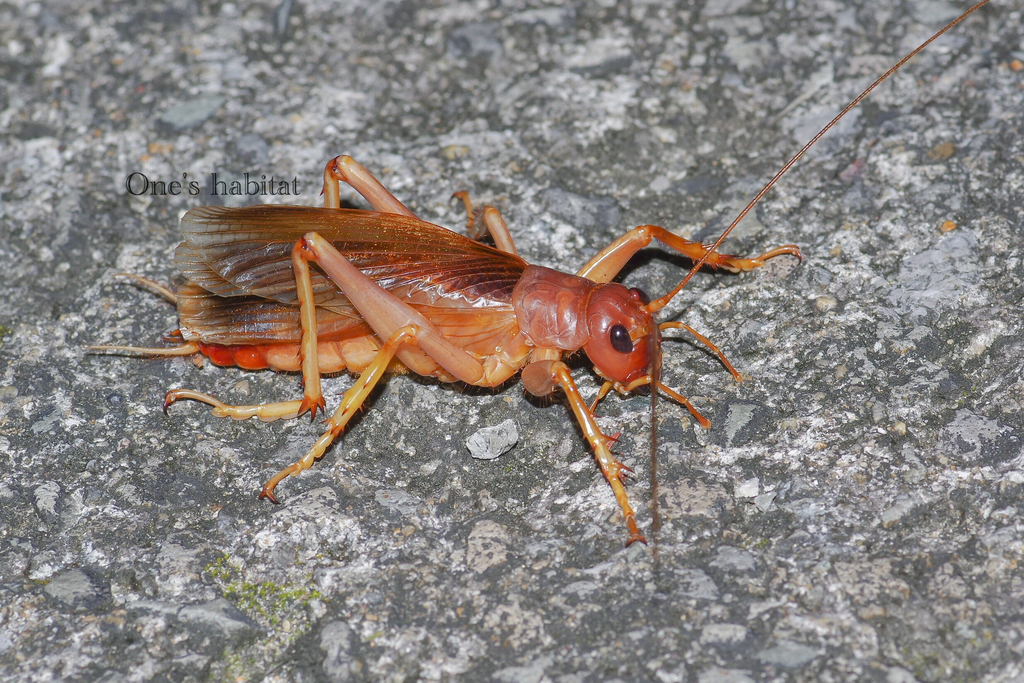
<box><xmin>198</xmin><ymin>339</ymin><xmax>377</xmax><ymax>374</ymax></box>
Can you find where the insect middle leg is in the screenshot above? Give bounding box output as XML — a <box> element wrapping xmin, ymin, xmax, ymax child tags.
<box><xmin>572</xmin><ymin>224</ymin><xmax>797</xmax><ymax>423</ymax></box>
<box><xmin>450</xmin><ymin>191</ymin><xmax>519</xmax><ymax>255</ymax></box>
<box><xmin>321</xmin><ymin>155</ymin><xmax>417</xmax><ymax>215</ymax></box>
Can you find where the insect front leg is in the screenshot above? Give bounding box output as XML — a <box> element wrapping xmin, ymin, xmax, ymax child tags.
<box><xmin>659</xmin><ymin>322</ymin><xmax>742</xmax><ymax>381</ymax></box>
<box><xmin>522</xmin><ymin>356</ymin><xmax>645</xmax><ymax>546</ymax></box>
<box><xmin>575</xmin><ymin>224</ymin><xmax>800</xmax><ymax>284</ymax></box>
<box><xmin>589</xmin><ymin>376</ymin><xmax>711</xmax><ymax>430</ymax></box>
<box><xmin>572</xmin><ymin>224</ymin><xmax>797</xmax><ymax>385</ymax></box>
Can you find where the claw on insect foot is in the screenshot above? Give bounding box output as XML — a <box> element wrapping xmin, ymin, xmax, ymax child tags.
<box><xmin>163</xmin><ymin>391</ymin><xmax>179</xmax><ymax>414</ymax></box>
<box><xmin>756</xmin><ymin>244</ymin><xmax>803</xmax><ymax>265</ymax></box>
<box><xmin>613</xmin><ymin>460</ymin><xmax>635</xmax><ymax>483</ymax></box>
<box><xmin>626</xmin><ymin>532</ymin><xmax>648</xmax><ymax>547</ymax></box>
<box><xmin>297</xmin><ymin>394</ymin><xmax>326</xmax><ymax>421</ymax></box>
<box><xmin>624</xmin><ymin>514</ymin><xmax>647</xmax><ymax>546</ymax></box>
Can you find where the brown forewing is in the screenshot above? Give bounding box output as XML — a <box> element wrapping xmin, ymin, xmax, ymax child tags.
<box><xmin>178</xmin><ymin>206</ymin><xmax>529</xmax><ymax>312</ymax></box>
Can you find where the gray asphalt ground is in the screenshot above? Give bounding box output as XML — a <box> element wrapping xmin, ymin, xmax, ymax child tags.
<box><xmin>2</xmin><ymin>1</ymin><xmax>1023</xmax><ymax>681</ymax></box>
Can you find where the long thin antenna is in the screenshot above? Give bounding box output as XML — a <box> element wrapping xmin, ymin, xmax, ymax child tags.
<box><xmin>649</xmin><ymin>326</ymin><xmax>662</xmax><ymax>562</ymax></box>
<box><xmin>647</xmin><ymin>0</ymin><xmax>991</xmax><ymax>312</ymax></box>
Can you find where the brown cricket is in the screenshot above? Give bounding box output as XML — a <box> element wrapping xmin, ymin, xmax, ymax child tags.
<box><xmin>94</xmin><ymin>1</ymin><xmax>989</xmax><ymax>545</ymax></box>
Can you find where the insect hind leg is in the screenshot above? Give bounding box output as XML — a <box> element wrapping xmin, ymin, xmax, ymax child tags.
<box><xmin>87</xmin><ymin>341</ymin><xmax>201</xmax><ymax>357</ymax></box>
<box><xmin>159</xmin><ymin>234</ymin><xmax>339</xmax><ymax>424</ymax></box>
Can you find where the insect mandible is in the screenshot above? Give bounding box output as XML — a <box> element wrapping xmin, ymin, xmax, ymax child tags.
<box><xmin>93</xmin><ymin>1</ymin><xmax>989</xmax><ymax>546</ymax></box>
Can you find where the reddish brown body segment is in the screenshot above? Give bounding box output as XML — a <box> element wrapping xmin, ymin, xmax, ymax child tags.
<box><xmin>512</xmin><ymin>265</ymin><xmax>597</xmax><ymax>350</ymax></box>
<box><xmin>200</xmin><ymin>343</ymin><xmax>273</xmax><ymax>370</ymax></box>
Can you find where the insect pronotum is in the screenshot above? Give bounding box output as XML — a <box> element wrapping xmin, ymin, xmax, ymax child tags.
<box><xmin>93</xmin><ymin>1</ymin><xmax>990</xmax><ymax>545</ymax></box>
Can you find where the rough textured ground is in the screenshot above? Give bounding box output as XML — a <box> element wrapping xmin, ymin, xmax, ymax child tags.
<box><xmin>2</xmin><ymin>1</ymin><xmax>1023</xmax><ymax>681</ymax></box>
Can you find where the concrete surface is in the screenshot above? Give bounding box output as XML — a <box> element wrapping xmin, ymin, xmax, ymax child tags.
<box><xmin>1</xmin><ymin>0</ymin><xmax>1023</xmax><ymax>681</ymax></box>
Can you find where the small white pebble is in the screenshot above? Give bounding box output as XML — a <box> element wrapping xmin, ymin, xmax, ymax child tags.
<box><xmin>815</xmin><ymin>295</ymin><xmax>837</xmax><ymax>313</ymax></box>
<box><xmin>735</xmin><ymin>477</ymin><xmax>759</xmax><ymax>499</ymax></box>
<box><xmin>466</xmin><ymin>420</ymin><xmax>518</xmax><ymax>460</ymax></box>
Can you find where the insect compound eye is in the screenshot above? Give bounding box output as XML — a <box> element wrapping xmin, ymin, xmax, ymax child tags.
<box><xmin>629</xmin><ymin>287</ymin><xmax>650</xmax><ymax>305</ymax></box>
<box><xmin>583</xmin><ymin>283</ymin><xmax>651</xmax><ymax>384</ymax></box>
<box><xmin>609</xmin><ymin>324</ymin><xmax>634</xmax><ymax>354</ymax></box>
